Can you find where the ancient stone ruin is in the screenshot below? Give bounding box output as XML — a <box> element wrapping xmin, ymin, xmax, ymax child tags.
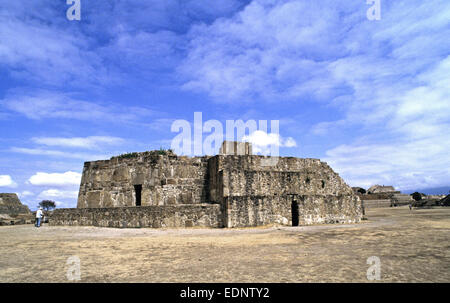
<box><xmin>355</xmin><ymin>185</ymin><xmax>412</xmax><ymax>209</ymax></box>
<box><xmin>367</xmin><ymin>185</ymin><xmax>397</xmax><ymax>194</ymax></box>
<box><xmin>0</xmin><ymin>193</ymin><xmax>32</xmax><ymax>226</ymax></box>
<box><xmin>50</xmin><ymin>141</ymin><xmax>362</xmax><ymax>228</ymax></box>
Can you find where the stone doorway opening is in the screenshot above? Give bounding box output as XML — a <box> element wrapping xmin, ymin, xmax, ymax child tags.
<box><xmin>291</xmin><ymin>200</ymin><xmax>299</xmax><ymax>226</ymax></box>
<box><xmin>134</xmin><ymin>184</ymin><xmax>142</xmax><ymax>206</ymax></box>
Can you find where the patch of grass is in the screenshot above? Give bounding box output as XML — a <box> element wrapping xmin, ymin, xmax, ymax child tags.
<box><xmin>115</xmin><ymin>152</ymin><xmax>140</xmax><ymax>160</ymax></box>
<box><xmin>112</xmin><ymin>148</ymin><xmax>175</xmax><ymax>160</ymax></box>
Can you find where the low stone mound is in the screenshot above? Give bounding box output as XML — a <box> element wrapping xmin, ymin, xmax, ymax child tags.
<box><xmin>367</xmin><ymin>185</ymin><xmax>398</xmax><ymax>194</ymax></box>
<box><xmin>439</xmin><ymin>195</ymin><xmax>450</xmax><ymax>206</ymax></box>
<box><xmin>0</xmin><ymin>193</ymin><xmax>33</xmax><ymax>225</ymax></box>
<box><xmin>413</xmin><ymin>199</ymin><xmax>443</xmax><ymax>208</ymax></box>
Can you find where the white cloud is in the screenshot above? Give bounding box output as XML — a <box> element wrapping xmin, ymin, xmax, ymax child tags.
<box><xmin>179</xmin><ymin>0</ymin><xmax>363</xmax><ymax>101</ymax></box>
<box><xmin>143</xmin><ymin>118</ymin><xmax>177</xmax><ymax>131</ymax></box>
<box><xmin>28</xmin><ymin>171</ymin><xmax>82</xmax><ymax>187</ymax></box>
<box><xmin>180</xmin><ymin>0</ymin><xmax>450</xmax><ymax>103</ymax></box>
<box><xmin>32</xmin><ymin>136</ymin><xmax>125</xmax><ymax>149</ymax></box>
<box><xmin>18</xmin><ymin>191</ymin><xmax>34</xmax><ymax>198</ymax></box>
<box><xmin>38</xmin><ymin>189</ymin><xmax>79</xmax><ymax>200</ymax></box>
<box><xmin>242</xmin><ymin>130</ymin><xmax>296</xmax><ymax>154</ymax></box>
<box><xmin>311</xmin><ymin>120</ymin><xmax>347</xmax><ymax>136</ymax></box>
<box><xmin>0</xmin><ymin>1</ymin><xmax>120</xmax><ymax>87</ymax></box>
<box><xmin>324</xmin><ymin>135</ymin><xmax>450</xmax><ymax>191</ymax></box>
<box><xmin>243</xmin><ymin>130</ymin><xmax>280</xmax><ymax>146</ymax></box>
<box><xmin>284</xmin><ymin>137</ymin><xmax>297</xmax><ymax>148</ymax></box>
<box><xmin>10</xmin><ymin>147</ymin><xmax>109</xmax><ymax>161</ymax></box>
<box><xmin>0</xmin><ymin>1</ymin><xmax>244</xmax><ymax>88</ymax></box>
<box><xmin>0</xmin><ymin>90</ymin><xmax>157</xmax><ymax>123</ymax></box>
<box><xmin>0</xmin><ymin>175</ymin><xmax>17</xmax><ymax>188</ymax></box>
<box><xmin>389</xmin><ymin>57</ymin><xmax>450</xmax><ymax>140</ymax></box>
<box><xmin>108</xmin><ymin>30</ymin><xmax>182</xmax><ymax>71</ymax></box>
<box><xmin>322</xmin><ymin>54</ymin><xmax>450</xmax><ymax>190</ymax></box>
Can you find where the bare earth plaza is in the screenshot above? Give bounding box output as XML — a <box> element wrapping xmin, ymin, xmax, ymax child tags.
<box><xmin>1</xmin><ymin>207</ymin><xmax>449</xmax><ymax>282</ymax></box>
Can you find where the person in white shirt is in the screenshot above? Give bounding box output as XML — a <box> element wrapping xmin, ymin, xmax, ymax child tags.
<box><xmin>35</xmin><ymin>207</ymin><xmax>44</xmax><ymax>227</ymax></box>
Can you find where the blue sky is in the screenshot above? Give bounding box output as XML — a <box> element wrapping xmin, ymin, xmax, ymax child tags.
<box><xmin>0</xmin><ymin>0</ymin><xmax>449</xmax><ymax>209</ymax></box>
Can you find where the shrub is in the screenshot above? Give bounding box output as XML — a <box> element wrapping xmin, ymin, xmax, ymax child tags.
<box><xmin>357</xmin><ymin>188</ymin><xmax>366</xmax><ymax>194</ymax></box>
<box><xmin>411</xmin><ymin>192</ymin><xmax>422</xmax><ymax>201</ymax></box>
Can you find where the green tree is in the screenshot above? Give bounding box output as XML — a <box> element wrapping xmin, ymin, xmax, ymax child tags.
<box><xmin>357</xmin><ymin>188</ymin><xmax>366</xmax><ymax>194</ymax></box>
<box><xmin>39</xmin><ymin>200</ymin><xmax>56</xmax><ymax>211</ymax></box>
<box><xmin>411</xmin><ymin>192</ymin><xmax>422</xmax><ymax>202</ymax></box>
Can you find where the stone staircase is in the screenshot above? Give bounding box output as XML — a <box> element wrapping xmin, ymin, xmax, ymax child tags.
<box><xmin>362</xmin><ymin>199</ymin><xmax>392</xmax><ymax>209</ymax></box>
<box><xmin>391</xmin><ymin>193</ymin><xmax>412</xmax><ymax>206</ymax></box>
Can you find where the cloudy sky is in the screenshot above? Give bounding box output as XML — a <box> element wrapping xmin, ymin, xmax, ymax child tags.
<box><xmin>0</xmin><ymin>0</ymin><xmax>449</xmax><ymax>209</ymax></box>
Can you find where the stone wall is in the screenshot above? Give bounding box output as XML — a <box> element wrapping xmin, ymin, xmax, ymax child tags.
<box><xmin>50</xmin><ymin>204</ymin><xmax>222</xmax><ymax>228</ymax></box>
<box><xmin>209</xmin><ymin>155</ymin><xmax>361</xmax><ymax>227</ymax></box>
<box><xmin>78</xmin><ymin>153</ymin><xmax>211</xmax><ymax>208</ymax></box>
<box><xmin>208</xmin><ymin>156</ymin><xmax>353</xmax><ymax>202</ymax></box>
<box><xmin>224</xmin><ymin>194</ymin><xmax>361</xmax><ymax>227</ymax></box>
<box><xmin>362</xmin><ymin>199</ymin><xmax>392</xmax><ymax>209</ymax></box>
<box><xmin>360</xmin><ymin>193</ymin><xmax>412</xmax><ymax>209</ymax></box>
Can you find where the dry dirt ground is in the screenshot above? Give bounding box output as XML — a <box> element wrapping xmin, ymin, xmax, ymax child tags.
<box><xmin>0</xmin><ymin>207</ymin><xmax>449</xmax><ymax>282</ymax></box>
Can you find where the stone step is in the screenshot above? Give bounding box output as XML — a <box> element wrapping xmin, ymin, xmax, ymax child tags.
<box><xmin>391</xmin><ymin>194</ymin><xmax>412</xmax><ymax>202</ymax></box>
<box><xmin>362</xmin><ymin>199</ymin><xmax>391</xmax><ymax>209</ymax></box>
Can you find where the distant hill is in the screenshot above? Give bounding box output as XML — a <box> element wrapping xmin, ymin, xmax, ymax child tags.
<box><xmin>402</xmin><ymin>186</ymin><xmax>450</xmax><ymax>195</ymax></box>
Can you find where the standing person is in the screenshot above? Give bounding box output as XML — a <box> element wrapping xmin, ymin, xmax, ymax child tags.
<box><xmin>35</xmin><ymin>207</ymin><xmax>44</xmax><ymax>227</ymax></box>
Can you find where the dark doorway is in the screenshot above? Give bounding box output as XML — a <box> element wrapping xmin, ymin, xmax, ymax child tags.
<box><xmin>134</xmin><ymin>185</ymin><xmax>142</xmax><ymax>206</ymax></box>
<box><xmin>291</xmin><ymin>200</ymin><xmax>299</xmax><ymax>226</ymax></box>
